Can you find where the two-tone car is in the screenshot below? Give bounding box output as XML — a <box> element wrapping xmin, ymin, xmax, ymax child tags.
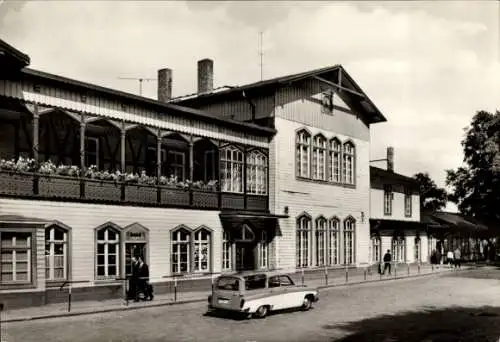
<box><xmin>207</xmin><ymin>270</ymin><xmax>319</xmax><ymax>319</ymax></box>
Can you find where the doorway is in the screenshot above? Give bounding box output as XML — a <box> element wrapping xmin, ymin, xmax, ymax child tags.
<box><xmin>235</xmin><ymin>243</ymin><xmax>255</xmax><ymax>271</ymax></box>
<box><xmin>125</xmin><ymin>243</ymin><xmax>147</xmax><ymax>276</ymax></box>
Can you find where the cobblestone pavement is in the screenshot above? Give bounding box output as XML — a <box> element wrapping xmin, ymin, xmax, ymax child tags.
<box><xmin>4</xmin><ymin>267</ymin><xmax>500</xmax><ymax>342</ymax></box>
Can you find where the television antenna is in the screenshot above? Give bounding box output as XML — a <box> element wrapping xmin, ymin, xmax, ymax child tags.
<box><xmin>117</xmin><ymin>77</ymin><xmax>156</xmax><ymax>96</ymax></box>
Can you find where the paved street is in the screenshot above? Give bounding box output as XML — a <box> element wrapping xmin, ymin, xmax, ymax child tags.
<box><xmin>3</xmin><ymin>267</ymin><xmax>500</xmax><ymax>342</ymax></box>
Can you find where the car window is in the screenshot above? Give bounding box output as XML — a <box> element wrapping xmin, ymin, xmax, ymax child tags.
<box><xmin>244</xmin><ymin>274</ymin><xmax>267</xmax><ymax>290</ymax></box>
<box><xmin>216</xmin><ymin>277</ymin><xmax>240</xmax><ymax>291</ymax></box>
<box><xmin>279</xmin><ymin>275</ymin><xmax>294</xmax><ymax>286</ymax></box>
<box><xmin>268</xmin><ymin>275</ymin><xmax>280</xmax><ymax>288</ymax></box>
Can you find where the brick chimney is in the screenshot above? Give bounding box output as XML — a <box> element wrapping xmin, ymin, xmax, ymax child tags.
<box><xmin>197</xmin><ymin>59</ymin><xmax>213</xmax><ymax>94</ymax></box>
<box><xmin>157</xmin><ymin>68</ymin><xmax>173</xmax><ymax>102</ymax></box>
<box><xmin>387</xmin><ymin>146</ymin><xmax>394</xmax><ymax>172</ymax></box>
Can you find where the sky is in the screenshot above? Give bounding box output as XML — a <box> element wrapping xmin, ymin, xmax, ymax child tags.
<box><xmin>1</xmin><ymin>1</ymin><xmax>499</xmax><ymax>212</ymax></box>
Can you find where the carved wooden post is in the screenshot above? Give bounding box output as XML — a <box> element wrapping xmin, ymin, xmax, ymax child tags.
<box><xmin>80</xmin><ymin>117</ymin><xmax>86</xmax><ymax>171</ymax></box>
<box><xmin>243</xmin><ymin>145</ymin><xmax>247</xmax><ymax>209</ymax></box>
<box><xmin>189</xmin><ymin>136</ymin><xmax>194</xmax><ymax>181</ymax></box>
<box><xmin>32</xmin><ymin>105</ymin><xmax>39</xmax><ymax>165</ymax></box>
<box><xmin>120</xmin><ymin>124</ymin><xmax>126</xmax><ymax>173</ymax></box>
<box><xmin>156</xmin><ymin>130</ymin><xmax>162</xmax><ymax>178</ymax></box>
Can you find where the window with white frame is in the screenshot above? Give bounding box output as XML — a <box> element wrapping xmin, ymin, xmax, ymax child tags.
<box><xmin>258</xmin><ymin>231</ymin><xmax>269</xmax><ymax>269</ymax></box>
<box><xmin>222</xmin><ymin>231</ymin><xmax>232</xmax><ymax>271</ymax></box>
<box><xmin>371</xmin><ymin>235</ymin><xmax>381</xmax><ymax>263</ymax></box>
<box><xmin>328</xmin><ymin>138</ymin><xmax>341</xmax><ymax>183</ymax></box>
<box><xmin>171</xmin><ymin>227</ymin><xmax>191</xmax><ymax>274</ymax></box>
<box><xmin>414</xmin><ymin>237</ymin><xmax>421</xmax><ymax>263</ymax></box>
<box><xmin>220</xmin><ymin>146</ymin><xmax>243</xmax><ymax>193</ymax></box>
<box><xmin>342</xmin><ymin>142</ymin><xmax>355</xmax><ymax>185</ymax></box>
<box><xmin>343</xmin><ymin>217</ymin><xmax>355</xmax><ymax>265</ymax></box>
<box><xmin>312</xmin><ymin>135</ymin><xmax>327</xmax><ymax>180</ymax></box>
<box><xmin>168</xmin><ymin>150</ymin><xmax>186</xmax><ymax>181</ymax></box>
<box><xmin>384</xmin><ymin>185</ymin><xmax>393</xmax><ymax>216</ymax></box>
<box><xmin>328</xmin><ymin>217</ymin><xmax>340</xmax><ymax>265</ymax></box>
<box><xmin>246</xmin><ymin>150</ymin><xmax>268</xmax><ymax>195</ymax></box>
<box><xmin>316</xmin><ymin>217</ymin><xmax>327</xmax><ymax>266</ymax></box>
<box><xmin>85</xmin><ymin>137</ymin><xmax>99</xmax><ymax>167</ymax></box>
<box><xmin>296</xmin><ymin>130</ymin><xmax>311</xmax><ymax>178</ymax></box>
<box><xmin>193</xmin><ymin>228</ymin><xmax>210</xmax><ymax>272</ymax></box>
<box><xmin>392</xmin><ymin>236</ymin><xmax>406</xmax><ymax>263</ymax></box>
<box><xmin>96</xmin><ymin>226</ymin><xmax>120</xmax><ymax>279</ymax></box>
<box><xmin>45</xmin><ymin>226</ymin><xmax>68</xmax><ymax>281</ymax></box>
<box><xmin>0</xmin><ymin>232</ymin><xmax>32</xmax><ymax>284</ymax></box>
<box><xmin>296</xmin><ymin>215</ymin><xmax>311</xmax><ymax>267</ymax></box>
<box><xmin>404</xmin><ymin>187</ymin><xmax>412</xmax><ymax>217</ymax></box>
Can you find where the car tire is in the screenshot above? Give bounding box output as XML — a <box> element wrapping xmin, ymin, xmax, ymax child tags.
<box><xmin>255</xmin><ymin>305</ymin><xmax>269</xmax><ymax>318</ymax></box>
<box><xmin>302</xmin><ymin>296</ymin><xmax>312</xmax><ymax>311</ymax></box>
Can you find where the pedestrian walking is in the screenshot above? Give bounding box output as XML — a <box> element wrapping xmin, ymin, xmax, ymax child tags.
<box><xmin>137</xmin><ymin>257</ymin><xmax>154</xmax><ymax>301</ymax></box>
<box><xmin>382</xmin><ymin>250</ymin><xmax>392</xmax><ymax>275</ymax></box>
<box><xmin>454</xmin><ymin>248</ymin><xmax>461</xmax><ymax>269</ymax></box>
<box><xmin>128</xmin><ymin>256</ymin><xmax>139</xmax><ymax>300</ymax></box>
<box><xmin>446</xmin><ymin>250</ymin><xmax>454</xmax><ymax>268</ymax></box>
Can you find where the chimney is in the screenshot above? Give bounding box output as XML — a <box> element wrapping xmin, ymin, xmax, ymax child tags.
<box><xmin>157</xmin><ymin>68</ymin><xmax>173</xmax><ymax>102</ymax></box>
<box><xmin>387</xmin><ymin>146</ymin><xmax>394</xmax><ymax>172</ymax></box>
<box><xmin>197</xmin><ymin>59</ymin><xmax>213</xmax><ymax>93</ymax></box>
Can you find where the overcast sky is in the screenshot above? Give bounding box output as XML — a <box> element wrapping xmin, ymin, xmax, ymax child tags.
<box><xmin>1</xmin><ymin>1</ymin><xmax>499</xmax><ymax>211</ymax></box>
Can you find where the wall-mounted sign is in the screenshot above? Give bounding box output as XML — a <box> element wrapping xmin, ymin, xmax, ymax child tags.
<box><xmin>126</xmin><ymin>230</ymin><xmax>146</xmax><ymax>241</ymax></box>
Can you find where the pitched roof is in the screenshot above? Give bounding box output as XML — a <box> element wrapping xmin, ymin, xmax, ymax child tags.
<box><xmin>0</xmin><ymin>39</ymin><xmax>30</xmax><ymax>68</ymax></box>
<box><xmin>370</xmin><ymin>166</ymin><xmax>419</xmax><ymax>187</ymax></box>
<box><xmin>171</xmin><ymin>65</ymin><xmax>387</xmax><ymax>124</ymax></box>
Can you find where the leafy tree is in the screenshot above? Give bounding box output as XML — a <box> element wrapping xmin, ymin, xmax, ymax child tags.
<box><xmin>413</xmin><ymin>172</ymin><xmax>447</xmax><ymax>211</ymax></box>
<box><xmin>446</xmin><ymin>110</ymin><xmax>500</xmax><ymax>225</ymax></box>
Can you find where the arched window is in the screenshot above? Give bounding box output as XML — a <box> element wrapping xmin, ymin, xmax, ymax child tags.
<box><xmin>246</xmin><ymin>150</ymin><xmax>268</xmax><ymax>195</ymax></box>
<box><xmin>392</xmin><ymin>236</ymin><xmax>406</xmax><ymax>263</ymax></box>
<box><xmin>45</xmin><ymin>223</ymin><xmax>69</xmax><ymax>281</ymax></box>
<box><xmin>316</xmin><ymin>217</ymin><xmax>327</xmax><ymax>266</ymax></box>
<box><xmin>220</xmin><ymin>145</ymin><xmax>243</xmax><ymax>193</ymax></box>
<box><xmin>328</xmin><ymin>138</ymin><xmax>342</xmax><ymax>183</ymax></box>
<box><xmin>222</xmin><ymin>231</ymin><xmax>232</xmax><ymax>271</ymax></box>
<box><xmin>171</xmin><ymin>227</ymin><xmax>191</xmax><ymax>274</ymax></box>
<box><xmin>296</xmin><ymin>130</ymin><xmax>311</xmax><ymax>178</ymax></box>
<box><xmin>193</xmin><ymin>228</ymin><xmax>211</xmax><ymax>272</ymax></box>
<box><xmin>95</xmin><ymin>224</ymin><xmax>121</xmax><ymax>279</ymax></box>
<box><xmin>371</xmin><ymin>235</ymin><xmax>381</xmax><ymax>263</ymax></box>
<box><xmin>296</xmin><ymin>214</ymin><xmax>311</xmax><ymax>267</ymax></box>
<box><xmin>312</xmin><ymin>135</ymin><xmax>327</xmax><ymax>180</ymax></box>
<box><xmin>343</xmin><ymin>217</ymin><xmax>356</xmax><ymax>265</ymax></box>
<box><xmin>258</xmin><ymin>231</ymin><xmax>269</xmax><ymax>269</ymax></box>
<box><xmin>328</xmin><ymin>217</ymin><xmax>340</xmax><ymax>265</ymax></box>
<box><xmin>414</xmin><ymin>237</ymin><xmax>421</xmax><ymax>263</ymax></box>
<box><xmin>342</xmin><ymin>142</ymin><xmax>355</xmax><ymax>185</ymax></box>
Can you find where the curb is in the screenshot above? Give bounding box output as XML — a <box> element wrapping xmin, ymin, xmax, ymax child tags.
<box><xmin>2</xmin><ymin>267</ymin><xmax>471</xmax><ymax>323</ymax></box>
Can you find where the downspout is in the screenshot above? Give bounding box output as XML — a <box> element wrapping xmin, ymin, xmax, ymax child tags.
<box><xmin>242</xmin><ymin>90</ymin><xmax>256</xmax><ymax>122</ymax></box>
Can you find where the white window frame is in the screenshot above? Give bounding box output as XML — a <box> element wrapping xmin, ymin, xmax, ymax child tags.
<box><xmin>296</xmin><ymin>130</ymin><xmax>311</xmax><ymax>178</ymax></box>
<box><xmin>384</xmin><ymin>185</ymin><xmax>393</xmax><ymax>216</ymax></box>
<box><xmin>312</xmin><ymin>135</ymin><xmax>327</xmax><ymax>181</ymax></box>
<box><xmin>220</xmin><ymin>146</ymin><xmax>244</xmax><ymax>193</ymax></box>
<box><xmin>328</xmin><ymin>218</ymin><xmax>340</xmax><ymax>265</ymax></box>
<box><xmin>45</xmin><ymin>226</ymin><xmax>68</xmax><ymax>281</ymax></box>
<box><xmin>371</xmin><ymin>235</ymin><xmax>381</xmax><ymax>263</ymax></box>
<box><xmin>168</xmin><ymin>150</ymin><xmax>186</xmax><ymax>181</ymax></box>
<box><xmin>222</xmin><ymin>231</ymin><xmax>232</xmax><ymax>271</ymax></box>
<box><xmin>342</xmin><ymin>142</ymin><xmax>355</xmax><ymax>185</ymax></box>
<box><xmin>85</xmin><ymin>136</ymin><xmax>99</xmax><ymax>168</ymax></box>
<box><xmin>193</xmin><ymin>229</ymin><xmax>210</xmax><ymax>273</ymax></box>
<box><xmin>296</xmin><ymin>215</ymin><xmax>311</xmax><ymax>268</ymax></box>
<box><xmin>171</xmin><ymin>228</ymin><xmax>191</xmax><ymax>274</ymax></box>
<box><xmin>0</xmin><ymin>232</ymin><xmax>32</xmax><ymax>284</ymax></box>
<box><xmin>414</xmin><ymin>237</ymin><xmax>421</xmax><ymax>263</ymax></box>
<box><xmin>316</xmin><ymin>217</ymin><xmax>327</xmax><ymax>266</ymax></box>
<box><xmin>404</xmin><ymin>187</ymin><xmax>412</xmax><ymax>217</ymax></box>
<box><xmin>246</xmin><ymin>150</ymin><xmax>268</xmax><ymax>195</ymax></box>
<box><xmin>392</xmin><ymin>236</ymin><xmax>406</xmax><ymax>263</ymax></box>
<box><xmin>95</xmin><ymin>227</ymin><xmax>120</xmax><ymax>279</ymax></box>
<box><xmin>343</xmin><ymin>218</ymin><xmax>355</xmax><ymax>265</ymax></box>
<box><xmin>258</xmin><ymin>231</ymin><xmax>269</xmax><ymax>269</ymax></box>
<box><xmin>328</xmin><ymin>139</ymin><xmax>341</xmax><ymax>183</ymax></box>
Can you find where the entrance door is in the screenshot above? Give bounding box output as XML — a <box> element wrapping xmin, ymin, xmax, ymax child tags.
<box><xmin>235</xmin><ymin>243</ymin><xmax>255</xmax><ymax>271</ymax></box>
<box><xmin>125</xmin><ymin>243</ymin><xmax>147</xmax><ymax>276</ymax></box>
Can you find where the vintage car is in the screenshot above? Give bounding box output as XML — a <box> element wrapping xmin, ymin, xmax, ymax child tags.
<box><xmin>207</xmin><ymin>271</ymin><xmax>319</xmax><ymax>318</ymax></box>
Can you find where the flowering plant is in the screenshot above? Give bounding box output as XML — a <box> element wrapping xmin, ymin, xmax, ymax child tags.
<box><xmin>0</xmin><ymin>157</ymin><xmax>36</xmax><ymax>173</ymax></box>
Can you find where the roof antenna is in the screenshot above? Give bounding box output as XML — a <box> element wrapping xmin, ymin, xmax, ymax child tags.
<box><xmin>259</xmin><ymin>31</ymin><xmax>264</xmax><ymax>81</ymax></box>
<box><xmin>117</xmin><ymin>77</ymin><xmax>156</xmax><ymax>96</ymax></box>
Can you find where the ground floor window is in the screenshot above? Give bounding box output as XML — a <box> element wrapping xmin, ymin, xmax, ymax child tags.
<box><xmin>343</xmin><ymin>217</ymin><xmax>356</xmax><ymax>265</ymax></box>
<box><xmin>171</xmin><ymin>226</ymin><xmax>213</xmax><ymax>274</ymax></box>
<box><xmin>316</xmin><ymin>217</ymin><xmax>327</xmax><ymax>266</ymax></box>
<box><xmin>392</xmin><ymin>236</ymin><xmax>406</xmax><ymax>263</ymax></box>
<box><xmin>171</xmin><ymin>227</ymin><xmax>191</xmax><ymax>274</ymax></box>
<box><xmin>414</xmin><ymin>237</ymin><xmax>421</xmax><ymax>263</ymax></box>
<box><xmin>258</xmin><ymin>231</ymin><xmax>268</xmax><ymax>269</ymax></box>
<box><xmin>328</xmin><ymin>218</ymin><xmax>340</xmax><ymax>265</ymax></box>
<box><xmin>296</xmin><ymin>215</ymin><xmax>311</xmax><ymax>268</ymax></box>
<box><xmin>371</xmin><ymin>235</ymin><xmax>381</xmax><ymax>263</ymax></box>
<box><xmin>1</xmin><ymin>231</ymin><xmax>32</xmax><ymax>284</ymax></box>
<box><xmin>222</xmin><ymin>231</ymin><xmax>232</xmax><ymax>271</ymax></box>
<box><xmin>45</xmin><ymin>224</ymin><xmax>69</xmax><ymax>281</ymax></box>
<box><xmin>193</xmin><ymin>228</ymin><xmax>210</xmax><ymax>272</ymax></box>
<box><xmin>96</xmin><ymin>226</ymin><xmax>120</xmax><ymax>279</ymax></box>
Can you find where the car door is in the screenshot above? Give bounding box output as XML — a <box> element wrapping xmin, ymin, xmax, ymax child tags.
<box><xmin>278</xmin><ymin>275</ymin><xmax>302</xmax><ymax>310</ymax></box>
<box><xmin>267</xmin><ymin>275</ymin><xmax>286</xmax><ymax>310</ymax></box>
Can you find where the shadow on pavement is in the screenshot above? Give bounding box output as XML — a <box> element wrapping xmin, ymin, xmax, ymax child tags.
<box><xmin>325</xmin><ymin>306</ymin><xmax>500</xmax><ymax>342</ymax></box>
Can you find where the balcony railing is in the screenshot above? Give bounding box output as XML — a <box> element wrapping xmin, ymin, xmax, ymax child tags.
<box><xmin>0</xmin><ymin>170</ymin><xmax>269</xmax><ymax>211</ymax></box>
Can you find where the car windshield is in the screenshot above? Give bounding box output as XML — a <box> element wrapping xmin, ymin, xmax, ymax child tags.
<box><xmin>216</xmin><ymin>277</ymin><xmax>240</xmax><ymax>291</ymax></box>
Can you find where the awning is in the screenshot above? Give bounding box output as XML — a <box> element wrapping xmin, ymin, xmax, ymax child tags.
<box><xmin>425</xmin><ymin>211</ymin><xmax>489</xmax><ymax>236</ymax></box>
<box><xmin>370</xmin><ymin>218</ymin><xmax>426</xmax><ymax>232</ymax></box>
<box><xmin>219</xmin><ymin>210</ymin><xmax>289</xmax><ymax>220</ymax></box>
<box><xmin>219</xmin><ymin>210</ymin><xmax>288</xmax><ymax>237</ymax></box>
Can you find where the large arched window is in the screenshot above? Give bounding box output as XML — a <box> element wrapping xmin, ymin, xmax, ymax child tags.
<box><xmin>220</xmin><ymin>145</ymin><xmax>243</xmax><ymax>193</ymax></box>
<box><xmin>392</xmin><ymin>235</ymin><xmax>406</xmax><ymax>263</ymax></box>
<box><xmin>258</xmin><ymin>230</ymin><xmax>269</xmax><ymax>269</ymax></box>
<box><xmin>371</xmin><ymin>234</ymin><xmax>381</xmax><ymax>264</ymax></box>
<box><xmin>342</xmin><ymin>142</ymin><xmax>355</xmax><ymax>185</ymax></box>
<box><xmin>171</xmin><ymin>226</ymin><xmax>191</xmax><ymax>274</ymax></box>
<box><xmin>296</xmin><ymin>214</ymin><xmax>312</xmax><ymax>267</ymax></box>
<box><xmin>414</xmin><ymin>236</ymin><xmax>421</xmax><ymax>263</ymax></box>
<box><xmin>312</xmin><ymin>135</ymin><xmax>327</xmax><ymax>180</ymax></box>
<box><xmin>193</xmin><ymin>227</ymin><xmax>211</xmax><ymax>273</ymax></box>
<box><xmin>95</xmin><ymin>223</ymin><xmax>121</xmax><ymax>279</ymax></box>
<box><xmin>316</xmin><ymin>217</ymin><xmax>327</xmax><ymax>266</ymax></box>
<box><xmin>343</xmin><ymin>217</ymin><xmax>356</xmax><ymax>265</ymax></box>
<box><xmin>296</xmin><ymin>130</ymin><xmax>311</xmax><ymax>178</ymax></box>
<box><xmin>328</xmin><ymin>217</ymin><xmax>340</xmax><ymax>265</ymax></box>
<box><xmin>45</xmin><ymin>222</ymin><xmax>70</xmax><ymax>281</ymax></box>
<box><xmin>222</xmin><ymin>231</ymin><xmax>232</xmax><ymax>271</ymax></box>
<box><xmin>328</xmin><ymin>138</ymin><xmax>342</xmax><ymax>183</ymax></box>
<box><xmin>246</xmin><ymin>150</ymin><xmax>268</xmax><ymax>195</ymax></box>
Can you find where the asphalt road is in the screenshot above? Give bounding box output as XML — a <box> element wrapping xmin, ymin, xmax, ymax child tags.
<box><xmin>4</xmin><ymin>268</ymin><xmax>500</xmax><ymax>342</ymax></box>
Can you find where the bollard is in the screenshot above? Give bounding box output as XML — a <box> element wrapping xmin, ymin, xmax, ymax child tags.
<box><xmin>68</xmin><ymin>282</ymin><xmax>72</xmax><ymax>312</ymax></box>
<box><xmin>418</xmin><ymin>263</ymin><xmax>421</xmax><ymax>274</ymax></box>
<box><xmin>0</xmin><ymin>302</ymin><xmax>3</xmax><ymax>342</ymax></box>
<box><xmin>379</xmin><ymin>263</ymin><xmax>382</xmax><ymax>280</ymax></box>
<box><xmin>364</xmin><ymin>268</ymin><xmax>367</xmax><ymax>281</ymax></box>
<box><xmin>324</xmin><ymin>266</ymin><xmax>328</xmax><ymax>285</ymax></box>
<box><xmin>174</xmin><ymin>276</ymin><xmax>178</xmax><ymax>302</ymax></box>
<box><xmin>407</xmin><ymin>264</ymin><xmax>410</xmax><ymax>277</ymax></box>
<box><xmin>301</xmin><ymin>268</ymin><xmax>305</xmax><ymax>286</ymax></box>
<box><xmin>394</xmin><ymin>263</ymin><xmax>397</xmax><ymax>278</ymax></box>
<box><xmin>345</xmin><ymin>266</ymin><xmax>348</xmax><ymax>283</ymax></box>
<box><xmin>432</xmin><ymin>264</ymin><xmax>434</xmax><ymax>272</ymax></box>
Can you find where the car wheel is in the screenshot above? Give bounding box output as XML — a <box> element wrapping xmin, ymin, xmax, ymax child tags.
<box><xmin>302</xmin><ymin>297</ymin><xmax>312</xmax><ymax>311</ymax></box>
<box><xmin>255</xmin><ymin>305</ymin><xmax>269</xmax><ymax>318</ymax></box>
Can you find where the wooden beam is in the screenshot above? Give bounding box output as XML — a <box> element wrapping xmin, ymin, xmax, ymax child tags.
<box><xmin>312</xmin><ymin>76</ymin><xmax>364</xmax><ymax>97</ymax></box>
<box><xmin>80</xmin><ymin>113</ymin><xmax>86</xmax><ymax>171</ymax></box>
<box><xmin>124</xmin><ymin>124</ymin><xmax>138</xmax><ymax>131</ymax></box>
<box><xmin>32</xmin><ymin>105</ymin><xmax>39</xmax><ymax>165</ymax></box>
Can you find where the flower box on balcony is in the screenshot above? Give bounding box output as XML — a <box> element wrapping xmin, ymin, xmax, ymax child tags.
<box><xmin>124</xmin><ymin>183</ymin><xmax>158</xmax><ymax>204</ymax></box>
<box><xmin>38</xmin><ymin>174</ymin><xmax>81</xmax><ymax>199</ymax></box>
<box><xmin>192</xmin><ymin>189</ymin><xmax>219</xmax><ymax>209</ymax></box>
<box><xmin>160</xmin><ymin>186</ymin><xmax>190</xmax><ymax>206</ymax></box>
<box><xmin>221</xmin><ymin>192</ymin><xmax>245</xmax><ymax>210</ymax></box>
<box><xmin>0</xmin><ymin>171</ymin><xmax>34</xmax><ymax>197</ymax></box>
<box><xmin>85</xmin><ymin>179</ymin><xmax>122</xmax><ymax>202</ymax></box>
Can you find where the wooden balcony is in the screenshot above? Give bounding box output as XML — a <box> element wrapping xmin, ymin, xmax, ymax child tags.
<box><xmin>0</xmin><ymin>170</ymin><xmax>269</xmax><ymax>212</ymax></box>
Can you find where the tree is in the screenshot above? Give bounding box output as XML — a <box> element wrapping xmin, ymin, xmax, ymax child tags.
<box><xmin>413</xmin><ymin>172</ymin><xmax>448</xmax><ymax>212</ymax></box>
<box><xmin>446</xmin><ymin>110</ymin><xmax>500</xmax><ymax>225</ymax></box>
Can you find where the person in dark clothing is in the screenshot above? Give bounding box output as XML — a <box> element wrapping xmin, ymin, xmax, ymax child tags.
<box><xmin>128</xmin><ymin>257</ymin><xmax>139</xmax><ymax>300</ymax></box>
<box><xmin>382</xmin><ymin>250</ymin><xmax>392</xmax><ymax>275</ymax></box>
<box><xmin>136</xmin><ymin>257</ymin><xmax>153</xmax><ymax>301</ymax></box>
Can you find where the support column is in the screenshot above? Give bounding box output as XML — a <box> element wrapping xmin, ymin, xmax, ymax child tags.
<box><xmin>32</xmin><ymin>105</ymin><xmax>39</xmax><ymax>165</ymax></box>
<box><xmin>120</xmin><ymin>125</ymin><xmax>126</xmax><ymax>173</ymax></box>
<box><xmin>189</xmin><ymin>136</ymin><xmax>194</xmax><ymax>181</ymax></box>
<box><xmin>80</xmin><ymin>118</ymin><xmax>86</xmax><ymax>171</ymax></box>
<box><xmin>156</xmin><ymin>133</ymin><xmax>162</xmax><ymax>177</ymax></box>
<box><xmin>243</xmin><ymin>146</ymin><xmax>247</xmax><ymax>209</ymax></box>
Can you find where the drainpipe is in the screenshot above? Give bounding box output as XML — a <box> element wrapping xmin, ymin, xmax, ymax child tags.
<box><xmin>242</xmin><ymin>91</ymin><xmax>256</xmax><ymax>122</ymax></box>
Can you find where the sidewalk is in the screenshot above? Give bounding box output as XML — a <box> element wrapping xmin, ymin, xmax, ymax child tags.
<box><xmin>1</xmin><ymin>264</ymin><xmax>470</xmax><ymax>323</ymax></box>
